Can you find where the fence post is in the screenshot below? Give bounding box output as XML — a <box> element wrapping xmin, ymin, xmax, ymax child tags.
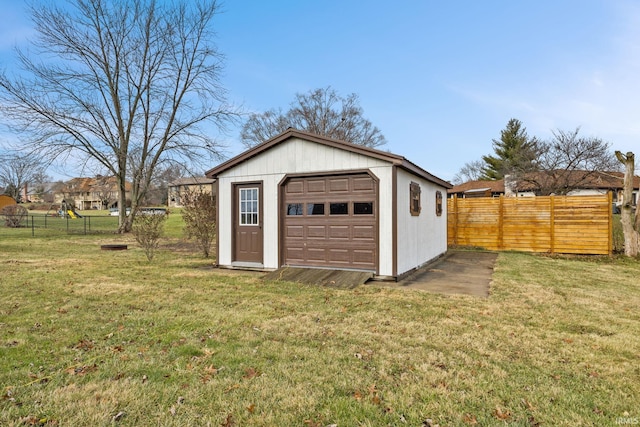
<box><xmin>31</xmin><ymin>215</ymin><xmax>35</xmax><ymax>237</ymax></box>
<box><xmin>452</xmin><ymin>195</ymin><xmax>458</xmax><ymax>245</ymax></box>
<box><xmin>66</xmin><ymin>214</ymin><xmax>69</xmax><ymax>232</ymax></box>
<box><xmin>498</xmin><ymin>196</ymin><xmax>504</xmax><ymax>250</ymax></box>
<box><xmin>607</xmin><ymin>191</ymin><xmax>613</xmax><ymax>255</ymax></box>
<box><xmin>549</xmin><ymin>196</ymin><xmax>555</xmax><ymax>254</ymax></box>
<box><xmin>84</xmin><ymin>216</ymin><xmax>87</xmax><ymax>235</ymax></box>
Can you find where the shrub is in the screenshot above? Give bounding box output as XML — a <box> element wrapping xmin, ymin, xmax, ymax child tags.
<box><xmin>132</xmin><ymin>212</ymin><xmax>166</xmax><ymax>261</ymax></box>
<box><xmin>2</xmin><ymin>204</ymin><xmax>28</xmax><ymax>228</ymax></box>
<box><xmin>181</xmin><ymin>190</ymin><xmax>216</xmax><ymax>258</ymax></box>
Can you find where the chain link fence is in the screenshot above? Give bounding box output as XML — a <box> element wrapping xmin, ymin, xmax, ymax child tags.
<box><xmin>5</xmin><ymin>213</ymin><xmax>119</xmax><ymax>235</ymax></box>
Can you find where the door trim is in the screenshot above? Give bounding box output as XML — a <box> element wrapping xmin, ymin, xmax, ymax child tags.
<box><xmin>232</xmin><ymin>181</ymin><xmax>264</xmax><ymax>265</ymax></box>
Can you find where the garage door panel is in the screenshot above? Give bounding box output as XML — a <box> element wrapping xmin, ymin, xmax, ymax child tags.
<box><xmin>307</xmin><ymin>248</ymin><xmax>327</xmax><ymax>261</ymax></box>
<box><xmin>353</xmin><ymin>250</ymin><xmax>375</xmax><ymax>265</ymax></box>
<box><xmin>328</xmin><ymin>248</ymin><xmax>350</xmax><ymax>263</ymax></box>
<box><xmin>286</xmin><ymin>225</ymin><xmax>304</xmax><ymax>238</ymax></box>
<box><xmin>353</xmin><ymin>177</ymin><xmax>375</xmax><ymax>191</ymax></box>
<box><xmin>329</xmin><ymin>178</ymin><xmax>349</xmax><ymax>192</ymax></box>
<box><xmin>353</xmin><ymin>225</ymin><xmax>375</xmax><ymax>240</ymax></box>
<box><xmin>307</xmin><ymin>225</ymin><xmax>326</xmax><ymax>238</ymax></box>
<box><xmin>283</xmin><ymin>173</ymin><xmax>377</xmax><ymax>271</ymax></box>
<box><xmin>285</xmin><ymin>247</ymin><xmax>305</xmax><ymax>263</ymax></box>
<box><xmin>329</xmin><ymin>225</ymin><xmax>350</xmax><ymax>239</ymax></box>
<box><xmin>286</xmin><ymin>181</ymin><xmax>304</xmax><ymax>194</ymax></box>
<box><xmin>307</xmin><ymin>179</ymin><xmax>326</xmax><ymax>192</ymax></box>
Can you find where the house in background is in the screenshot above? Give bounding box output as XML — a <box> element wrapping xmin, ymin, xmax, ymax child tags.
<box><xmin>19</xmin><ymin>182</ymin><xmax>64</xmax><ymax>204</ymax></box>
<box><xmin>167</xmin><ymin>177</ymin><xmax>215</xmax><ymax>208</ymax></box>
<box><xmin>54</xmin><ymin>176</ymin><xmax>132</xmax><ymax>210</ymax></box>
<box><xmin>448</xmin><ymin>179</ymin><xmax>505</xmax><ymax>198</ymax></box>
<box><xmin>449</xmin><ymin>171</ymin><xmax>639</xmax><ymax>206</ymax></box>
<box><xmin>205</xmin><ymin>128</ymin><xmax>452</xmax><ymax>280</ymax></box>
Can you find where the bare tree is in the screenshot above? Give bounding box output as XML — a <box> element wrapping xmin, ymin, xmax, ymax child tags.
<box><xmin>0</xmin><ymin>0</ymin><xmax>238</xmax><ymax>232</ymax></box>
<box><xmin>452</xmin><ymin>160</ymin><xmax>486</xmax><ymax>184</ymax></box>
<box><xmin>0</xmin><ymin>153</ymin><xmax>47</xmax><ymax>203</ymax></box>
<box><xmin>519</xmin><ymin>128</ymin><xmax>619</xmax><ymax>195</ymax></box>
<box><xmin>615</xmin><ymin>151</ymin><xmax>639</xmax><ymax>257</ymax></box>
<box><xmin>240</xmin><ymin>87</ymin><xmax>386</xmax><ymax>149</ymax></box>
<box><xmin>142</xmin><ymin>162</ymin><xmax>186</xmax><ymax>206</ymax></box>
<box><xmin>240</xmin><ymin>109</ymin><xmax>291</xmax><ymax>148</ymax></box>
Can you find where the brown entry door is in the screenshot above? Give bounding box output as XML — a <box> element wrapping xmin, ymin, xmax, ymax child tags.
<box><xmin>233</xmin><ymin>183</ymin><xmax>263</xmax><ymax>263</ymax></box>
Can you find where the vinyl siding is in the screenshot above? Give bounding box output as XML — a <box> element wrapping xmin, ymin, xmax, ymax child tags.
<box><xmin>395</xmin><ymin>169</ymin><xmax>448</xmax><ymax>275</ymax></box>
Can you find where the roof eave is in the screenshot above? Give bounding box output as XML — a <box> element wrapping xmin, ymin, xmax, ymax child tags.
<box><xmin>397</xmin><ymin>159</ymin><xmax>452</xmax><ymax>189</ymax></box>
<box><xmin>205</xmin><ymin>128</ymin><xmax>452</xmax><ymax>188</ymax></box>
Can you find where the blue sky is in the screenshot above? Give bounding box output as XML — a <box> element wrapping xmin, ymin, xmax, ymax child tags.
<box><xmin>2</xmin><ymin>0</ymin><xmax>640</xmax><ymax>182</ymax></box>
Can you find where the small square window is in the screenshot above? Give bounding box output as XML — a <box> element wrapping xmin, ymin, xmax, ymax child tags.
<box><xmin>307</xmin><ymin>203</ymin><xmax>325</xmax><ymax>215</ymax></box>
<box><xmin>329</xmin><ymin>202</ymin><xmax>348</xmax><ymax>215</ymax></box>
<box><xmin>410</xmin><ymin>182</ymin><xmax>421</xmax><ymax>216</ymax></box>
<box><xmin>354</xmin><ymin>202</ymin><xmax>373</xmax><ymax>215</ymax></box>
<box><xmin>287</xmin><ymin>203</ymin><xmax>303</xmax><ymax>215</ymax></box>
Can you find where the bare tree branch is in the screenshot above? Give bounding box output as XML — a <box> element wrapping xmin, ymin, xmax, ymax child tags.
<box><xmin>521</xmin><ymin>128</ymin><xmax>618</xmax><ymax>195</ymax></box>
<box><xmin>452</xmin><ymin>160</ymin><xmax>485</xmax><ymax>184</ymax></box>
<box><xmin>0</xmin><ymin>0</ymin><xmax>239</xmax><ymax>232</ymax></box>
<box><xmin>240</xmin><ymin>87</ymin><xmax>386</xmax><ymax>149</ymax></box>
<box><xmin>0</xmin><ymin>152</ymin><xmax>48</xmax><ymax>203</ymax></box>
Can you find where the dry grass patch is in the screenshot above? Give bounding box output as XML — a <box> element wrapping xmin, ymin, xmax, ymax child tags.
<box><xmin>1</xmin><ymin>229</ymin><xmax>639</xmax><ymax>425</ymax></box>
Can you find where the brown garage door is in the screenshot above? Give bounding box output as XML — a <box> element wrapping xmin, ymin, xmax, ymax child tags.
<box><xmin>282</xmin><ymin>173</ymin><xmax>377</xmax><ymax>271</ymax></box>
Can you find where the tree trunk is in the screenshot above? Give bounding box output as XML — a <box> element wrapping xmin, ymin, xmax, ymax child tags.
<box><xmin>117</xmin><ymin>168</ymin><xmax>130</xmax><ymax>233</ymax></box>
<box><xmin>123</xmin><ymin>185</ymin><xmax>139</xmax><ymax>233</ymax></box>
<box><xmin>615</xmin><ymin>151</ymin><xmax>639</xmax><ymax>257</ymax></box>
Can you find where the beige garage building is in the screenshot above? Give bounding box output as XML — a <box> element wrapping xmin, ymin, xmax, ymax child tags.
<box><xmin>205</xmin><ymin>128</ymin><xmax>451</xmax><ymax>280</ymax></box>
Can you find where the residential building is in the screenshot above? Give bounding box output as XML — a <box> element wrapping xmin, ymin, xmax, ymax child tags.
<box><xmin>54</xmin><ymin>176</ymin><xmax>132</xmax><ymax>210</ymax></box>
<box><xmin>167</xmin><ymin>177</ymin><xmax>215</xmax><ymax>208</ymax></box>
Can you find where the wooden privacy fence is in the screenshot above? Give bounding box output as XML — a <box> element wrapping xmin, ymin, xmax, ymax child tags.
<box><xmin>447</xmin><ymin>193</ymin><xmax>612</xmax><ymax>255</ymax></box>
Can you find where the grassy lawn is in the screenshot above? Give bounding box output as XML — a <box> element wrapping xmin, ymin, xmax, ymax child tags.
<box><xmin>0</xmin><ymin>217</ymin><xmax>639</xmax><ymax>426</ymax></box>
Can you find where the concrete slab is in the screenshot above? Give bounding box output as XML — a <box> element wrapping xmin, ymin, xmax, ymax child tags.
<box><xmin>375</xmin><ymin>250</ymin><xmax>498</xmax><ymax>297</ymax></box>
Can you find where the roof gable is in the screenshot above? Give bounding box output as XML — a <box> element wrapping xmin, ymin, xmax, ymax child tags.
<box><xmin>206</xmin><ymin>128</ymin><xmax>451</xmax><ymax>188</ymax></box>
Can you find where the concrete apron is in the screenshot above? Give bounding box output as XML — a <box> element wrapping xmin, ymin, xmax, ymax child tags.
<box><xmin>379</xmin><ymin>250</ymin><xmax>498</xmax><ymax>297</ymax></box>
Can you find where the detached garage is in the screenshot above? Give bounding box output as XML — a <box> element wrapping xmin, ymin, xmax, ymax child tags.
<box><xmin>205</xmin><ymin>128</ymin><xmax>452</xmax><ymax>280</ymax></box>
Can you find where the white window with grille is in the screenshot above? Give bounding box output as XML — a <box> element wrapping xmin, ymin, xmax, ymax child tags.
<box><xmin>239</xmin><ymin>187</ymin><xmax>259</xmax><ymax>225</ymax></box>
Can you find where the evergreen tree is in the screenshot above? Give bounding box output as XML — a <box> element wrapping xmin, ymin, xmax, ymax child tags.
<box><xmin>480</xmin><ymin>119</ymin><xmax>539</xmax><ymax>180</ymax></box>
